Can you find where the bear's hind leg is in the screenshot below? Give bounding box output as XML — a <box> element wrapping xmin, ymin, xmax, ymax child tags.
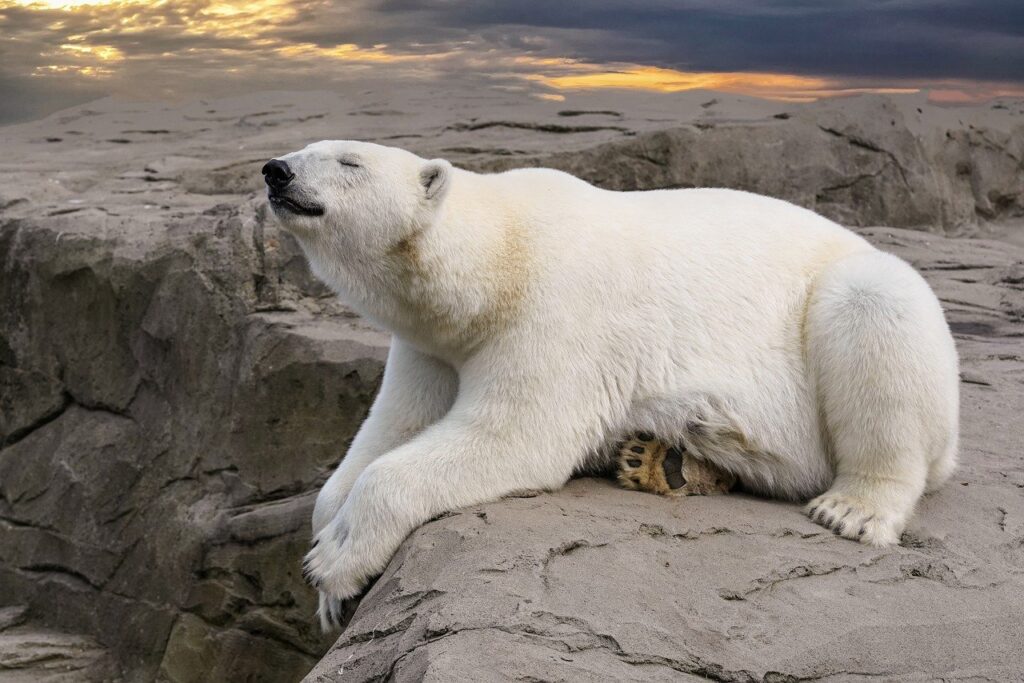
<box><xmin>805</xmin><ymin>251</ymin><xmax>959</xmax><ymax>546</ymax></box>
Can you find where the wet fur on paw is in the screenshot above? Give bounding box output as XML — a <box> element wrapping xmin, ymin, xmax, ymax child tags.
<box><xmin>617</xmin><ymin>434</ymin><xmax>736</xmax><ymax>496</ymax></box>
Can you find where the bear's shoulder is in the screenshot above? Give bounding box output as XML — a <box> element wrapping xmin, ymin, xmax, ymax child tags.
<box><xmin>480</xmin><ymin>166</ymin><xmax>598</xmax><ymax>193</ymax></box>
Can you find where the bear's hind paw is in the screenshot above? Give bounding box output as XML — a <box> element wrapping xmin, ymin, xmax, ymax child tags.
<box><xmin>617</xmin><ymin>434</ymin><xmax>735</xmax><ymax>497</ymax></box>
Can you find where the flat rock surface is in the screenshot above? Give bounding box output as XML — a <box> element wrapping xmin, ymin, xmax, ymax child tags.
<box><xmin>1</xmin><ymin>89</ymin><xmax>1022</xmax><ymax>681</ymax></box>
<box><xmin>1</xmin><ymin>85</ymin><xmax>1022</xmax><ymax>233</ymax></box>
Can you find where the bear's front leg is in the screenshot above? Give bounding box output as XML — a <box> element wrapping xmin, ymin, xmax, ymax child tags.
<box><xmin>303</xmin><ymin>410</ymin><xmax>581</xmax><ymax>608</ymax></box>
<box><xmin>311</xmin><ymin>340</ymin><xmax>457</xmax><ymax>536</ymax></box>
<box><xmin>310</xmin><ymin>341</ymin><xmax>457</xmax><ymax>629</ymax></box>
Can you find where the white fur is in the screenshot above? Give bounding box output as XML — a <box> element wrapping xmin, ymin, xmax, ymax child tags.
<box><xmin>268</xmin><ymin>141</ymin><xmax>959</xmax><ymax>627</ymax></box>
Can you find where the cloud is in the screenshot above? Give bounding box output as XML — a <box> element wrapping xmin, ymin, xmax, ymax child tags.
<box><xmin>1</xmin><ymin>0</ymin><xmax>1021</xmax><ymax>124</ymax></box>
<box><xmin>388</xmin><ymin>0</ymin><xmax>1024</xmax><ymax>81</ymax></box>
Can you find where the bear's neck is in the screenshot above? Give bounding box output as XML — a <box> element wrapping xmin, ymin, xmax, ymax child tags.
<box><xmin>314</xmin><ymin>184</ymin><xmax>529</xmax><ymax>364</ymax></box>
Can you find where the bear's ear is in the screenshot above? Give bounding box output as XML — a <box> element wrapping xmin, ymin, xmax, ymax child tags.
<box><xmin>419</xmin><ymin>159</ymin><xmax>451</xmax><ymax>201</ymax></box>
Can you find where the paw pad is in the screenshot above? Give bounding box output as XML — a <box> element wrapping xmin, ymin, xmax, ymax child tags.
<box><xmin>617</xmin><ymin>434</ymin><xmax>735</xmax><ymax>497</ymax></box>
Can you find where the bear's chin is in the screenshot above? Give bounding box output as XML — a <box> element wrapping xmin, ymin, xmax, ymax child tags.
<box><xmin>268</xmin><ymin>194</ymin><xmax>325</xmax><ymax>217</ymax></box>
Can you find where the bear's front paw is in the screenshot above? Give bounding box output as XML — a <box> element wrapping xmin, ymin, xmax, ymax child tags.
<box><xmin>302</xmin><ymin>516</ymin><xmax>366</xmax><ymax>603</ymax></box>
<box><xmin>617</xmin><ymin>434</ymin><xmax>735</xmax><ymax>497</ymax></box>
<box><xmin>303</xmin><ymin>478</ymin><xmax>416</xmax><ymax>615</ymax></box>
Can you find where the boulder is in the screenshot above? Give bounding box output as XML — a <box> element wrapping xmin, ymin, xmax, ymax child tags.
<box><xmin>0</xmin><ymin>195</ymin><xmax>387</xmax><ymax>682</ymax></box>
<box><xmin>469</xmin><ymin>97</ymin><xmax>1024</xmax><ymax>233</ymax></box>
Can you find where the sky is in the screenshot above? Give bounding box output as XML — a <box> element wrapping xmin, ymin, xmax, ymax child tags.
<box><xmin>1</xmin><ymin>0</ymin><xmax>1023</xmax><ymax>124</ymax></box>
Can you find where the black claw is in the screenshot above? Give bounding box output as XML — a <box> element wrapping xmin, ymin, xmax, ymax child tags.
<box><xmin>630</xmin><ymin>445</ymin><xmax>645</xmax><ymax>454</ymax></box>
<box><xmin>636</xmin><ymin>432</ymin><xmax>654</xmax><ymax>441</ymax></box>
<box><xmin>858</xmin><ymin>526</ymin><xmax>867</xmax><ymax>538</ymax></box>
<box><xmin>311</xmin><ymin>538</ymin><xmax>319</xmax><ymax>548</ymax></box>
<box><xmin>302</xmin><ymin>563</ymin><xmax>321</xmax><ymax>589</ymax></box>
<box><xmin>626</xmin><ymin>458</ymin><xmax>642</xmax><ymax>468</ymax></box>
<box><xmin>808</xmin><ymin>506</ymin><xmax>819</xmax><ymax>519</ymax></box>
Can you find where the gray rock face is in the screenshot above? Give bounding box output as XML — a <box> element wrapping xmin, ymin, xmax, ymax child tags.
<box><xmin>471</xmin><ymin>97</ymin><xmax>1024</xmax><ymax>233</ymax></box>
<box><xmin>0</xmin><ymin>194</ymin><xmax>387</xmax><ymax>681</ymax></box>
<box><xmin>306</xmin><ymin>227</ymin><xmax>1024</xmax><ymax>682</ymax></box>
<box><xmin>1</xmin><ymin>90</ymin><xmax>1022</xmax><ymax>681</ymax></box>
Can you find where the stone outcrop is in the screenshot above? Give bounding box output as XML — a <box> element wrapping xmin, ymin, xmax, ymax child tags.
<box><xmin>0</xmin><ymin>193</ymin><xmax>387</xmax><ymax>681</ymax></box>
<box><xmin>469</xmin><ymin>97</ymin><xmax>1024</xmax><ymax>233</ymax></box>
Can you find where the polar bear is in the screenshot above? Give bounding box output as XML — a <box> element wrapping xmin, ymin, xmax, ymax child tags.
<box><xmin>262</xmin><ymin>140</ymin><xmax>959</xmax><ymax>629</ymax></box>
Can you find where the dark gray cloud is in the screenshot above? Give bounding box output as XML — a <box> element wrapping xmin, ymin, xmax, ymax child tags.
<box><xmin>1</xmin><ymin>0</ymin><xmax>1021</xmax><ymax>125</ymax></box>
<box><xmin>376</xmin><ymin>0</ymin><xmax>1024</xmax><ymax>81</ymax></box>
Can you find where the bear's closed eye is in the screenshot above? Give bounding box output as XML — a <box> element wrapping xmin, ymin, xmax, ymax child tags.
<box><xmin>339</xmin><ymin>159</ymin><xmax>361</xmax><ymax>168</ymax></box>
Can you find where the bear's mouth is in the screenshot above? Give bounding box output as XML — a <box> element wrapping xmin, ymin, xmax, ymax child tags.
<box><xmin>268</xmin><ymin>192</ymin><xmax>324</xmax><ymax>217</ymax></box>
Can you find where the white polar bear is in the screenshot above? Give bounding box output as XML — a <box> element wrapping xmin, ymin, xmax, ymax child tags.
<box><xmin>262</xmin><ymin>140</ymin><xmax>960</xmax><ymax>629</ymax></box>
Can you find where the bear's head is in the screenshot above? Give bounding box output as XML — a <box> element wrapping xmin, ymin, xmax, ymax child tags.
<box><xmin>262</xmin><ymin>140</ymin><xmax>452</xmax><ymax>260</ymax></box>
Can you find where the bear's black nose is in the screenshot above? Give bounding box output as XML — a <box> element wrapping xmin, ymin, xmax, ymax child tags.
<box><xmin>262</xmin><ymin>159</ymin><xmax>294</xmax><ymax>190</ymax></box>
